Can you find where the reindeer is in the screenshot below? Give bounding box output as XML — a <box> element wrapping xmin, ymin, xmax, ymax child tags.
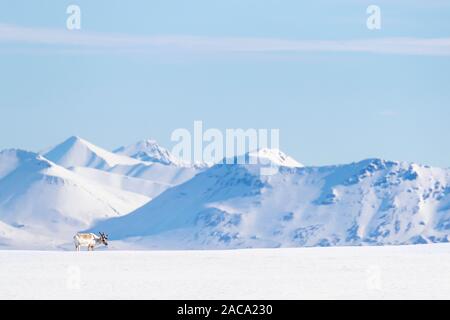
<box><xmin>74</xmin><ymin>232</ymin><xmax>108</xmax><ymax>251</ymax></box>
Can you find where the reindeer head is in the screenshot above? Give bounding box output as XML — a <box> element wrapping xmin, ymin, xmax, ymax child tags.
<box><xmin>99</xmin><ymin>232</ymin><xmax>109</xmax><ymax>246</ymax></box>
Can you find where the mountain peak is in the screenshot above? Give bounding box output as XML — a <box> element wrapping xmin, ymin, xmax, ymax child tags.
<box><xmin>0</xmin><ymin>149</ymin><xmax>41</xmax><ymax>179</ymax></box>
<box><xmin>245</xmin><ymin>148</ymin><xmax>304</xmax><ymax>168</ymax></box>
<box><xmin>67</xmin><ymin>135</ymin><xmax>83</xmax><ymax>141</ymax></box>
<box><xmin>55</xmin><ymin>136</ymin><xmax>91</xmax><ymax>149</ymax></box>
<box><xmin>44</xmin><ymin>136</ymin><xmax>141</xmax><ymax>169</ymax></box>
<box><xmin>114</xmin><ymin>139</ymin><xmax>182</xmax><ymax>166</ymax></box>
<box><xmin>143</xmin><ymin>139</ymin><xmax>158</xmax><ymax>145</ymax></box>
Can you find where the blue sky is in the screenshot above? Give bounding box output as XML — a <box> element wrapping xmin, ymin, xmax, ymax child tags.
<box><xmin>0</xmin><ymin>0</ymin><xmax>449</xmax><ymax>167</ymax></box>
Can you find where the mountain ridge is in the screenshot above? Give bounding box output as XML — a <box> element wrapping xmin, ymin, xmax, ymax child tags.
<box><xmin>114</xmin><ymin>139</ymin><xmax>184</xmax><ymax>166</ymax></box>
<box><xmin>44</xmin><ymin>136</ymin><xmax>142</xmax><ymax>169</ymax></box>
<box><xmin>92</xmin><ymin>158</ymin><xmax>450</xmax><ymax>249</ymax></box>
<box><xmin>1</xmin><ymin>136</ymin><xmax>450</xmax><ymax>250</ymax></box>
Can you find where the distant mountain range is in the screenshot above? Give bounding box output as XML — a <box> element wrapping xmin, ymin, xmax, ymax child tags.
<box><xmin>0</xmin><ymin>136</ymin><xmax>449</xmax><ymax>250</ymax></box>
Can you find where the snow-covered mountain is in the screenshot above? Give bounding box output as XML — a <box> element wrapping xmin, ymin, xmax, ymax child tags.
<box><xmin>0</xmin><ymin>149</ymin><xmax>37</xmax><ymax>179</ymax></box>
<box><xmin>43</xmin><ymin>137</ymin><xmax>204</xmax><ymax>189</ymax></box>
<box><xmin>0</xmin><ymin>138</ymin><xmax>203</xmax><ymax>249</ymax></box>
<box><xmin>2</xmin><ymin>136</ymin><xmax>450</xmax><ymax>250</ymax></box>
<box><xmin>69</xmin><ymin>166</ymin><xmax>171</xmax><ymax>199</ymax></box>
<box><xmin>107</xmin><ymin>161</ymin><xmax>202</xmax><ymax>187</ymax></box>
<box><xmin>93</xmin><ymin>158</ymin><xmax>450</xmax><ymax>249</ymax></box>
<box><xmin>0</xmin><ymin>219</ymin><xmax>53</xmax><ymax>250</ymax></box>
<box><xmin>0</xmin><ymin>150</ymin><xmax>149</xmax><ymax>243</ymax></box>
<box><xmin>114</xmin><ymin>139</ymin><xmax>182</xmax><ymax>166</ymax></box>
<box><xmin>245</xmin><ymin>148</ymin><xmax>303</xmax><ymax>168</ymax></box>
<box><xmin>44</xmin><ymin>136</ymin><xmax>142</xmax><ymax>170</ymax></box>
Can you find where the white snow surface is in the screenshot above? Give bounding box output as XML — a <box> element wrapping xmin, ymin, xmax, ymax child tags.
<box><xmin>0</xmin><ymin>149</ymin><xmax>36</xmax><ymax>179</ymax></box>
<box><xmin>247</xmin><ymin>148</ymin><xmax>304</xmax><ymax>168</ymax></box>
<box><xmin>70</xmin><ymin>166</ymin><xmax>170</xmax><ymax>199</ymax></box>
<box><xmin>1</xmin><ymin>244</ymin><xmax>450</xmax><ymax>299</ymax></box>
<box><xmin>107</xmin><ymin>161</ymin><xmax>201</xmax><ymax>187</ymax></box>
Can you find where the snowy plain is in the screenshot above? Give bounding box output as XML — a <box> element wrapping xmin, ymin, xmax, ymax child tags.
<box><xmin>1</xmin><ymin>244</ymin><xmax>450</xmax><ymax>300</ymax></box>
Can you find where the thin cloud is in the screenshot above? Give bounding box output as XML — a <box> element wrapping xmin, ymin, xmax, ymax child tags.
<box><xmin>1</xmin><ymin>24</ymin><xmax>450</xmax><ymax>56</ymax></box>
